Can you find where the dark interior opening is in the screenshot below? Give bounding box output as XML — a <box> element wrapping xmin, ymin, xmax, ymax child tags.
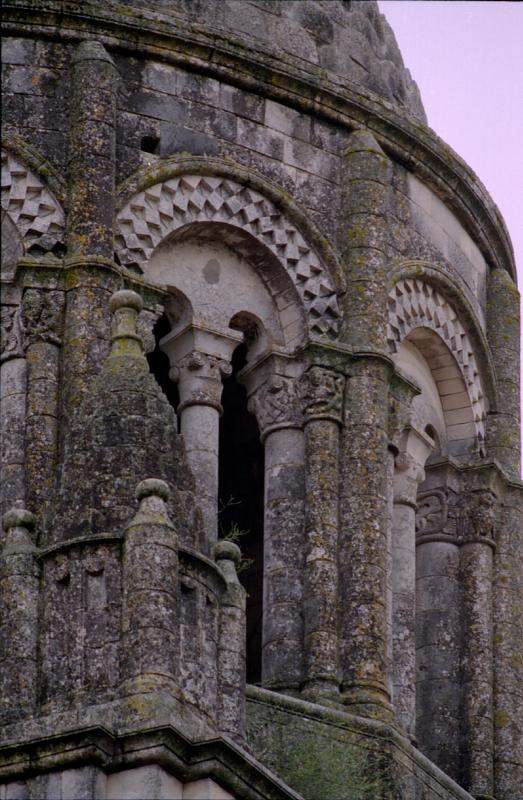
<box><xmin>219</xmin><ymin>343</ymin><xmax>264</xmax><ymax>684</ymax></box>
<box><xmin>147</xmin><ymin>314</ymin><xmax>180</xmax><ymax>418</ymax></box>
<box><xmin>140</xmin><ymin>134</ymin><xmax>160</xmax><ymax>154</ymax></box>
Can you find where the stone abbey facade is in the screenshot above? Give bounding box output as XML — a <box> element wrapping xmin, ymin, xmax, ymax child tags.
<box><xmin>1</xmin><ymin>1</ymin><xmax>522</xmax><ymax>798</ymax></box>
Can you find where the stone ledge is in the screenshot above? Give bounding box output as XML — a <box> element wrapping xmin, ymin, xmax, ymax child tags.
<box><xmin>0</xmin><ymin>723</ymin><xmax>302</xmax><ymax>800</ymax></box>
<box><xmin>246</xmin><ymin>685</ymin><xmax>475</xmax><ymax>800</ymax></box>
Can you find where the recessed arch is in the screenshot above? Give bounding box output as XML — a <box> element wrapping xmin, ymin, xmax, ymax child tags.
<box><xmin>389</xmin><ymin>260</ymin><xmax>498</xmax><ymax>411</ymax></box>
<box><xmin>115</xmin><ymin>168</ymin><xmax>341</xmax><ymax>339</ymax></box>
<box><xmin>1</xmin><ymin>147</ymin><xmax>65</xmax><ymax>255</ymax></box>
<box><xmin>388</xmin><ymin>277</ymin><xmax>487</xmax><ymax>451</ymax></box>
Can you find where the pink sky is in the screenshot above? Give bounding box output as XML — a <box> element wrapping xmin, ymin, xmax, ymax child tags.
<box><xmin>379</xmin><ymin>0</ymin><xmax>523</xmax><ymax>475</ymax></box>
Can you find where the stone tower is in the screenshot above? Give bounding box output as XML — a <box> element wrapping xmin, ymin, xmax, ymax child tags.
<box><xmin>1</xmin><ymin>2</ymin><xmax>522</xmax><ymax>799</ymax></box>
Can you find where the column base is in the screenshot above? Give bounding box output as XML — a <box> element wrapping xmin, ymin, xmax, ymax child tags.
<box><xmin>301</xmin><ymin>677</ymin><xmax>340</xmax><ymax>705</ymax></box>
<box><xmin>340</xmin><ymin>683</ymin><xmax>394</xmax><ymax>722</ymax></box>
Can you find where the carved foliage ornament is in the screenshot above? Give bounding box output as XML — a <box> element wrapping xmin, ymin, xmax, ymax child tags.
<box><xmin>1</xmin><ymin>149</ymin><xmax>65</xmax><ymax>251</ymax></box>
<box><xmin>387</xmin><ymin>278</ymin><xmax>486</xmax><ymax>443</ymax></box>
<box><xmin>115</xmin><ymin>174</ymin><xmax>340</xmax><ymax>338</ymax></box>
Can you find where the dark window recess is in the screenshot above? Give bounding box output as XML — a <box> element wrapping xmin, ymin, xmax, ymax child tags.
<box><xmin>219</xmin><ymin>343</ymin><xmax>264</xmax><ymax>685</ymax></box>
<box><xmin>147</xmin><ymin>314</ymin><xmax>180</xmax><ymax>416</ymax></box>
<box><xmin>140</xmin><ymin>135</ymin><xmax>160</xmax><ymax>154</ymax></box>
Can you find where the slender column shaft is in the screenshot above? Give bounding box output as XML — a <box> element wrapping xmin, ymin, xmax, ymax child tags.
<box><xmin>0</xmin><ymin>509</ymin><xmax>38</xmax><ymax>718</ymax></box>
<box><xmin>391</xmin><ymin>439</ymin><xmax>430</xmax><ymax>739</ymax></box>
<box><xmin>22</xmin><ymin>289</ymin><xmax>64</xmax><ymax>520</ymax></box>
<box><xmin>0</xmin><ymin>353</ymin><xmax>27</xmax><ymax>519</ymax></box>
<box><xmin>461</xmin><ymin>540</ymin><xmax>494</xmax><ymax>797</ymax></box>
<box><xmin>416</xmin><ymin>538</ymin><xmax>462</xmax><ymax>777</ymax></box>
<box><xmin>180</xmin><ymin>404</ymin><xmax>220</xmax><ymax>545</ymax></box>
<box><xmin>460</xmin><ymin>490</ymin><xmax>496</xmax><ymax>797</ymax></box>
<box><xmin>300</xmin><ymin>366</ymin><xmax>344</xmax><ymax>700</ymax></box>
<box><xmin>392</xmin><ymin>498</ymin><xmax>417</xmax><ymax>736</ymax></box>
<box><xmin>339</xmin><ymin>358</ymin><xmax>392</xmax><ymax>720</ymax></box>
<box><xmin>262</xmin><ymin>426</ymin><xmax>305</xmax><ymax>690</ymax></box>
<box><xmin>162</xmin><ymin>326</ymin><xmax>240</xmax><ymax>554</ymax></box>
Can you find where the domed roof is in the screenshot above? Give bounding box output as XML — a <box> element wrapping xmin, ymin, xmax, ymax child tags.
<box><xmin>119</xmin><ymin>0</ymin><xmax>426</xmax><ymax>121</ymax></box>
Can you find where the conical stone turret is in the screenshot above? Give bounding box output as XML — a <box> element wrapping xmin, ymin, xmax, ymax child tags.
<box><xmin>50</xmin><ymin>289</ymin><xmax>201</xmax><ymax>549</ymax></box>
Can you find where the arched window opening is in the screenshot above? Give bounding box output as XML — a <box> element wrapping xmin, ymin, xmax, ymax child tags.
<box><xmin>147</xmin><ymin>314</ymin><xmax>180</xmax><ymax>419</ymax></box>
<box><xmin>218</xmin><ymin>342</ymin><xmax>264</xmax><ymax>684</ymax></box>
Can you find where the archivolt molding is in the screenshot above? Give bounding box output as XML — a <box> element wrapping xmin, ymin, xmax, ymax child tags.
<box><xmin>115</xmin><ymin>173</ymin><xmax>341</xmax><ymax>339</ymax></box>
<box><xmin>387</xmin><ymin>277</ymin><xmax>487</xmax><ymax>444</ymax></box>
<box><xmin>1</xmin><ymin>148</ymin><xmax>65</xmax><ymax>251</ymax></box>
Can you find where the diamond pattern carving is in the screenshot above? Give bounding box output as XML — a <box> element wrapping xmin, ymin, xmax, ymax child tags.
<box><xmin>1</xmin><ymin>149</ymin><xmax>65</xmax><ymax>250</ymax></box>
<box><xmin>387</xmin><ymin>278</ymin><xmax>486</xmax><ymax>443</ymax></box>
<box><xmin>115</xmin><ymin>174</ymin><xmax>340</xmax><ymax>337</ymax></box>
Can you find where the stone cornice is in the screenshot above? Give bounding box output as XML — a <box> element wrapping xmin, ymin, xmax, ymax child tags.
<box><xmin>2</xmin><ymin>0</ymin><xmax>516</xmax><ymax>283</ymax></box>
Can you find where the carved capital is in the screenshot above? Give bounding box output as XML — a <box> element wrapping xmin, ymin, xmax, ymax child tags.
<box><xmin>247</xmin><ymin>374</ymin><xmax>302</xmax><ymax>437</ymax></box>
<box><xmin>416</xmin><ymin>490</ymin><xmax>449</xmax><ymax>538</ymax></box>
<box><xmin>458</xmin><ymin>490</ymin><xmax>497</xmax><ymax>546</ymax></box>
<box><xmin>300</xmin><ymin>366</ymin><xmax>344</xmax><ymax>423</ymax></box>
<box><xmin>0</xmin><ymin>304</ymin><xmax>25</xmax><ymax>362</ymax></box>
<box><xmin>21</xmin><ymin>289</ymin><xmax>64</xmax><ymax>349</ymax></box>
<box><xmin>172</xmin><ymin>350</ymin><xmax>232</xmax><ymax>412</ymax></box>
<box><xmin>394</xmin><ymin>452</ymin><xmax>426</xmax><ymax>507</ymax></box>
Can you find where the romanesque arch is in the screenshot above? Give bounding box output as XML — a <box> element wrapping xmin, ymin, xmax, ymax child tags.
<box><xmin>387</xmin><ymin>277</ymin><xmax>487</xmax><ymax>450</ymax></box>
<box><xmin>115</xmin><ymin>172</ymin><xmax>341</xmax><ymax>339</ymax></box>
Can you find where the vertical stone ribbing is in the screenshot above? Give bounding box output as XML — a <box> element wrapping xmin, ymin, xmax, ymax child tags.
<box><xmin>493</xmin><ymin>488</ymin><xmax>523</xmax><ymax>799</ymax></box>
<box><xmin>67</xmin><ymin>41</ymin><xmax>117</xmax><ymax>259</ymax></box>
<box><xmin>121</xmin><ymin>479</ymin><xmax>179</xmax><ymax>691</ymax></box>
<box><xmin>0</xmin><ymin>509</ymin><xmax>38</xmax><ymax>719</ymax></box>
<box><xmin>338</xmin><ymin>129</ymin><xmax>393</xmax><ymax>720</ymax></box>
<box><xmin>300</xmin><ymin>366</ymin><xmax>343</xmax><ymax>700</ymax></box>
<box><xmin>486</xmin><ymin>267</ymin><xmax>521</xmax><ymax>476</ymax></box>
<box><xmin>62</xmin><ymin>40</ymin><xmax>119</xmax><ymax>429</ymax></box>
<box><xmin>459</xmin><ymin>490</ymin><xmax>495</xmax><ymax>798</ymax></box>
<box><xmin>214</xmin><ymin>539</ymin><xmax>246</xmax><ymax>742</ymax></box>
<box><xmin>339</xmin><ymin>358</ymin><xmax>392</xmax><ymax>719</ymax></box>
<box><xmin>339</xmin><ymin>129</ymin><xmax>391</xmax><ymax>351</ymax></box>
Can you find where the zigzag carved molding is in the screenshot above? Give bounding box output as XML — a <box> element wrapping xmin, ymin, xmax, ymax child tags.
<box><xmin>1</xmin><ymin>148</ymin><xmax>65</xmax><ymax>250</ymax></box>
<box><xmin>115</xmin><ymin>174</ymin><xmax>340</xmax><ymax>338</ymax></box>
<box><xmin>387</xmin><ymin>278</ymin><xmax>486</xmax><ymax>443</ymax></box>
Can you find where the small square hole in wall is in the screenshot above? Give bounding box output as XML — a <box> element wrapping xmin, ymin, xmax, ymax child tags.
<box><xmin>140</xmin><ymin>134</ymin><xmax>160</xmax><ymax>154</ymax></box>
